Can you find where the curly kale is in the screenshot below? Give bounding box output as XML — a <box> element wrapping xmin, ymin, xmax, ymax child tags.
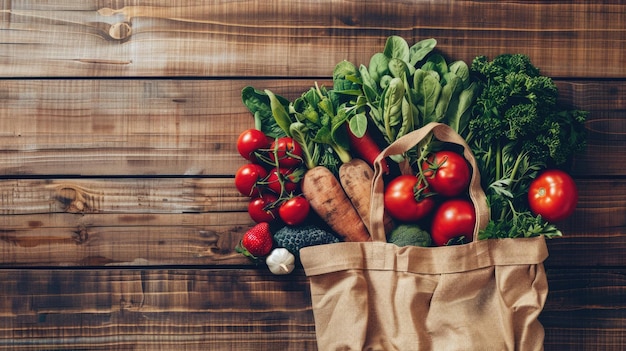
<box><xmin>468</xmin><ymin>54</ymin><xmax>586</xmax><ymax>168</ymax></box>
<box><xmin>465</xmin><ymin>54</ymin><xmax>588</xmax><ymax>239</ymax></box>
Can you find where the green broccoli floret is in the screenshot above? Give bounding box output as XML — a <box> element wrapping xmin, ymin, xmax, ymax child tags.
<box><xmin>273</xmin><ymin>224</ymin><xmax>340</xmax><ymax>256</ymax></box>
<box><xmin>388</xmin><ymin>224</ymin><xmax>432</xmax><ymax>247</ymax></box>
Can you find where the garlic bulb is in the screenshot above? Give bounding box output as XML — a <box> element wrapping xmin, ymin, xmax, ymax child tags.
<box><xmin>265</xmin><ymin>248</ymin><xmax>295</xmax><ymax>275</ymax></box>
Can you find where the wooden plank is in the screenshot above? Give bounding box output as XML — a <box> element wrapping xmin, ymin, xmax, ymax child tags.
<box><xmin>0</xmin><ymin>212</ymin><xmax>251</xmax><ymax>266</ymax></box>
<box><xmin>0</xmin><ymin>79</ymin><xmax>320</xmax><ymax>176</ymax></box>
<box><xmin>1</xmin><ymin>1</ymin><xmax>624</xmax><ymax>78</ymax></box>
<box><xmin>555</xmin><ymin>81</ymin><xmax>626</xmax><ymax>177</ymax></box>
<box><xmin>542</xmin><ymin>269</ymin><xmax>626</xmax><ymax>350</ymax></box>
<box><xmin>0</xmin><ymin>269</ymin><xmax>317</xmax><ymax>350</ymax></box>
<box><xmin>0</xmin><ymin>79</ymin><xmax>623</xmax><ymax>177</ymax></box>
<box><xmin>0</xmin><ymin>268</ymin><xmax>622</xmax><ymax>350</ymax></box>
<box><xmin>0</xmin><ymin>178</ymin><xmax>253</xmax><ymax>266</ymax></box>
<box><xmin>0</xmin><ymin>178</ymin><xmax>246</xmax><ymax>215</ymax></box>
<box><xmin>0</xmin><ymin>178</ymin><xmax>622</xmax><ymax>267</ymax></box>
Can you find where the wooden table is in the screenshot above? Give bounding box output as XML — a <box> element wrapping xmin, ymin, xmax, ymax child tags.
<box><xmin>1</xmin><ymin>1</ymin><xmax>624</xmax><ymax>350</ymax></box>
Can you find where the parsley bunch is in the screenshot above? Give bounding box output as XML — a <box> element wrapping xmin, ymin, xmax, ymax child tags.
<box><xmin>463</xmin><ymin>54</ymin><xmax>587</xmax><ymax>239</ymax></box>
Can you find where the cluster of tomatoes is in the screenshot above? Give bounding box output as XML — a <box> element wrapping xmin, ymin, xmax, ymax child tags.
<box><xmin>384</xmin><ymin>150</ymin><xmax>476</xmax><ymax>246</ymax></box>
<box><xmin>235</xmin><ymin>128</ymin><xmax>311</xmax><ymax>226</ymax></box>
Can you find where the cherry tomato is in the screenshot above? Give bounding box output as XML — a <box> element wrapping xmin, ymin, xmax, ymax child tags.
<box><xmin>528</xmin><ymin>169</ymin><xmax>578</xmax><ymax>222</ymax></box>
<box><xmin>270</xmin><ymin>137</ymin><xmax>304</xmax><ymax>168</ymax></box>
<box><xmin>248</xmin><ymin>193</ymin><xmax>279</xmax><ymax>223</ymax></box>
<box><xmin>431</xmin><ymin>199</ymin><xmax>476</xmax><ymax>246</ymax></box>
<box><xmin>279</xmin><ymin>196</ymin><xmax>310</xmax><ymax>225</ymax></box>
<box><xmin>422</xmin><ymin>150</ymin><xmax>471</xmax><ymax>198</ymax></box>
<box><xmin>266</xmin><ymin>167</ymin><xmax>301</xmax><ymax>195</ymax></box>
<box><xmin>237</xmin><ymin>129</ymin><xmax>269</xmax><ymax>162</ymax></box>
<box><xmin>384</xmin><ymin>175</ymin><xmax>435</xmax><ymax>222</ymax></box>
<box><xmin>234</xmin><ymin>163</ymin><xmax>268</xmax><ymax>197</ymax></box>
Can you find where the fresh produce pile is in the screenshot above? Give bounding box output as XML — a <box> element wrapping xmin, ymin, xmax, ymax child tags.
<box><xmin>234</xmin><ymin>36</ymin><xmax>587</xmax><ymax>274</ymax></box>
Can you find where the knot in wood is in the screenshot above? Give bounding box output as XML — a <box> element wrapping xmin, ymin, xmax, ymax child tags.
<box><xmin>109</xmin><ymin>22</ymin><xmax>132</xmax><ymax>40</ymax></box>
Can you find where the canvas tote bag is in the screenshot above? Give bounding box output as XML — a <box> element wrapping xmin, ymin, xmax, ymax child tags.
<box><xmin>300</xmin><ymin>122</ymin><xmax>549</xmax><ymax>351</ymax></box>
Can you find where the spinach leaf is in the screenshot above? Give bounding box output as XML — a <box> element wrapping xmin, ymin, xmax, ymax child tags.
<box><xmin>446</xmin><ymin>81</ymin><xmax>479</xmax><ymax>135</ymax></box>
<box><xmin>434</xmin><ymin>72</ymin><xmax>463</xmax><ymax>122</ymax></box>
<box><xmin>389</xmin><ymin>58</ymin><xmax>410</xmax><ymax>79</ymax></box>
<box><xmin>383</xmin><ymin>35</ymin><xmax>410</xmax><ymax>63</ymax></box>
<box><xmin>241</xmin><ymin>86</ymin><xmax>288</xmax><ymax>138</ymax></box>
<box><xmin>417</xmin><ymin>72</ymin><xmax>442</xmax><ymax>124</ymax></box>
<box><xmin>333</xmin><ymin>60</ymin><xmax>362</xmax><ymax>96</ymax></box>
<box><xmin>368</xmin><ymin>52</ymin><xmax>390</xmax><ymax>83</ymax></box>
<box><xmin>359</xmin><ymin>64</ymin><xmax>380</xmax><ymax>104</ymax></box>
<box><xmin>421</xmin><ymin>54</ymin><xmax>448</xmax><ymax>76</ymax></box>
<box><xmin>409</xmin><ymin>38</ymin><xmax>437</xmax><ymax>66</ymax></box>
<box><xmin>381</xmin><ymin>77</ymin><xmax>405</xmax><ymax>142</ymax></box>
<box><xmin>348</xmin><ymin>112</ymin><xmax>368</xmax><ymax>138</ymax></box>
<box><xmin>448</xmin><ymin>60</ymin><xmax>471</xmax><ymax>87</ymax></box>
<box><xmin>265</xmin><ymin>89</ymin><xmax>293</xmax><ymax>137</ymax></box>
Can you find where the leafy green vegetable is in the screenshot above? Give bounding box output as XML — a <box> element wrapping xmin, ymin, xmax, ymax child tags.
<box><xmin>241</xmin><ymin>36</ymin><xmax>588</xmax><ymax>242</ymax></box>
<box><xmin>265</xmin><ymin>89</ymin><xmax>293</xmax><ymax>137</ymax></box>
<box><xmin>241</xmin><ymin>83</ymin><xmax>353</xmax><ymax>174</ymax></box>
<box><xmin>332</xmin><ymin>36</ymin><xmax>477</xmax><ymax>169</ymax></box>
<box><xmin>465</xmin><ymin>53</ymin><xmax>588</xmax><ymax>239</ymax></box>
<box><xmin>241</xmin><ymin>86</ymin><xmax>289</xmax><ymax>138</ymax></box>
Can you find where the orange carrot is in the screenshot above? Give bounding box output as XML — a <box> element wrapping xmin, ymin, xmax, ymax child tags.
<box><xmin>339</xmin><ymin>158</ymin><xmax>394</xmax><ymax>236</ymax></box>
<box><xmin>301</xmin><ymin>166</ymin><xmax>370</xmax><ymax>242</ymax></box>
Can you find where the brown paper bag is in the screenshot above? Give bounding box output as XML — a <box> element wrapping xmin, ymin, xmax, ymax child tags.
<box><xmin>300</xmin><ymin>122</ymin><xmax>549</xmax><ymax>351</ymax></box>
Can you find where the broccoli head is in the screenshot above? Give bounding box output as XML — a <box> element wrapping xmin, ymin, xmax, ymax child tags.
<box><xmin>388</xmin><ymin>224</ymin><xmax>432</xmax><ymax>247</ymax></box>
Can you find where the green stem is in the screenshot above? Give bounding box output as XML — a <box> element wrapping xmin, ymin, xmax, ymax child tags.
<box><xmin>508</xmin><ymin>152</ymin><xmax>525</xmax><ymax>193</ymax></box>
<box><xmin>495</xmin><ymin>139</ymin><xmax>502</xmax><ymax>183</ymax></box>
<box><xmin>332</xmin><ymin>143</ymin><xmax>352</xmax><ymax>164</ymax></box>
<box><xmin>415</xmin><ymin>134</ymin><xmax>434</xmax><ymax>183</ymax></box>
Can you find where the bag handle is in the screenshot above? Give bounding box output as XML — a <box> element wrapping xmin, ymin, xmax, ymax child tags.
<box><xmin>370</xmin><ymin>122</ymin><xmax>490</xmax><ymax>243</ymax></box>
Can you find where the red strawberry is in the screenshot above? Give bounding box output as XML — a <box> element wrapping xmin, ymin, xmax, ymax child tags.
<box><xmin>236</xmin><ymin>222</ymin><xmax>273</xmax><ymax>259</ymax></box>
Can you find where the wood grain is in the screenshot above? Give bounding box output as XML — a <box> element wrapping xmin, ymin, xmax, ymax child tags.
<box><xmin>0</xmin><ymin>1</ymin><xmax>624</xmax><ymax>349</ymax></box>
<box><xmin>0</xmin><ymin>79</ymin><xmax>320</xmax><ymax>176</ymax></box>
<box><xmin>0</xmin><ymin>269</ymin><xmax>317</xmax><ymax>350</ymax></box>
<box><xmin>0</xmin><ymin>79</ymin><xmax>624</xmax><ymax>177</ymax></box>
<box><xmin>1</xmin><ymin>1</ymin><xmax>624</xmax><ymax>78</ymax></box>
<box><xmin>0</xmin><ymin>178</ymin><xmax>622</xmax><ymax>267</ymax></box>
<box><xmin>0</xmin><ymin>268</ymin><xmax>622</xmax><ymax>350</ymax></box>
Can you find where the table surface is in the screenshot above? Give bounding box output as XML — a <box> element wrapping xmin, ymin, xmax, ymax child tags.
<box><xmin>0</xmin><ymin>1</ymin><xmax>625</xmax><ymax>350</ymax></box>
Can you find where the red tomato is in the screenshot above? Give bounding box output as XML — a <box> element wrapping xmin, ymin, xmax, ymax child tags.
<box><xmin>234</xmin><ymin>163</ymin><xmax>268</xmax><ymax>197</ymax></box>
<box><xmin>237</xmin><ymin>129</ymin><xmax>269</xmax><ymax>162</ymax></box>
<box><xmin>279</xmin><ymin>196</ymin><xmax>310</xmax><ymax>225</ymax></box>
<box><xmin>431</xmin><ymin>199</ymin><xmax>476</xmax><ymax>246</ymax></box>
<box><xmin>384</xmin><ymin>175</ymin><xmax>435</xmax><ymax>222</ymax></box>
<box><xmin>270</xmin><ymin>137</ymin><xmax>304</xmax><ymax>168</ymax></box>
<box><xmin>422</xmin><ymin>150</ymin><xmax>471</xmax><ymax>198</ymax></box>
<box><xmin>528</xmin><ymin>169</ymin><xmax>578</xmax><ymax>222</ymax></box>
<box><xmin>266</xmin><ymin>167</ymin><xmax>301</xmax><ymax>195</ymax></box>
<box><xmin>248</xmin><ymin>193</ymin><xmax>279</xmax><ymax>223</ymax></box>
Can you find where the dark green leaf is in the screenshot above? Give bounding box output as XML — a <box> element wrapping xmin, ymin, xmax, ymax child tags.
<box><xmin>421</xmin><ymin>54</ymin><xmax>448</xmax><ymax>76</ymax></box>
<box><xmin>349</xmin><ymin>113</ymin><xmax>368</xmax><ymax>138</ymax></box>
<box><xmin>409</xmin><ymin>38</ymin><xmax>437</xmax><ymax>66</ymax></box>
<box><xmin>368</xmin><ymin>52</ymin><xmax>390</xmax><ymax>83</ymax></box>
<box><xmin>388</xmin><ymin>58</ymin><xmax>410</xmax><ymax>79</ymax></box>
<box><xmin>241</xmin><ymin>86</ymin><xmax>287</xmax><ymax>138</ymax></box>
<box><xmin>383</xmin><ymin>35</ymin><xmax>410</xmax><ymax>62</ymax></box>
<box><xmin>265</xmin><ymin>89</ymin><xmax>293</xmax><ymax>137</ymax></box>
